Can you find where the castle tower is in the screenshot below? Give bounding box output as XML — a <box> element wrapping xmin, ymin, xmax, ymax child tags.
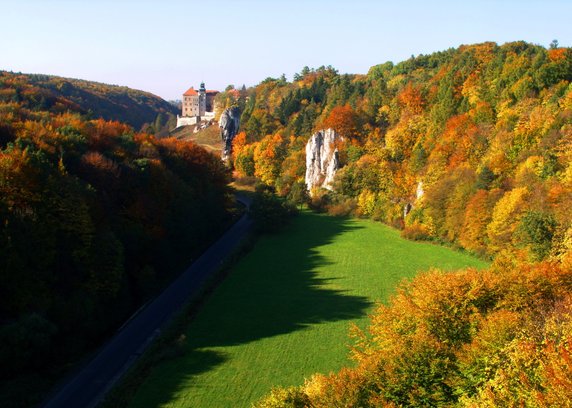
<box><xmin>198</xmin><ymin>81</ymin><xmax>207</xmax><ymax>117</ymax></box>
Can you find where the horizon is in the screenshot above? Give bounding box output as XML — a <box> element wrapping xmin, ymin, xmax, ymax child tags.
<box><xmin>1</xmin><ymin>0</ymin><xmax>571</xmax><ymax>100</ymax></box>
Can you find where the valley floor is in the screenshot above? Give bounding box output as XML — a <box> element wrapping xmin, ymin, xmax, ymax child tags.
<box><xmin>126</xmin><ymin>211</ymin><xmax>487</xmax><ymax>407</ymax></box>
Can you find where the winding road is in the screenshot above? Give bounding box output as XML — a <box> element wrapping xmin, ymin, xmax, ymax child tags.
<box><xmin>42</xmin><ymin>195</ymin><xmax>252</xmax><ymax>408</ymax></box>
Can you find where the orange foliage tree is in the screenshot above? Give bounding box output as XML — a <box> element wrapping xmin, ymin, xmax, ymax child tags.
<box><xmin>320</xmin><ymin>104</ymin><xmax>359</xmax><ymax>138</ymax></box>
<box><xmin>459</xmin><ymin>188</ymin><xmax>503</xmax><ymax>255</ymax></box>
<box><xmin>253</xmin><ymin>133</ymin><xmax>287</xmax><ymax>185</ymax></box>
<box><xmin>397</xmin><ymin>82</ymin><xmax>425</xmax><ymax>114</ymax></box>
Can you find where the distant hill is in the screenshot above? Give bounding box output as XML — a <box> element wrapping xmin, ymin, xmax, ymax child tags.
<box><xmin>0</xmin><ymin>71</ymin><xmax>178</xmax><ymax>130</ymax></box>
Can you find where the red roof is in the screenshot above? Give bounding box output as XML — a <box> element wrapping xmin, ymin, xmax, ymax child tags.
<box><xmin>184</xmin><ymin>87</ymin><xmax>219</xmax><ymax>96</ymax></box>
<box><xmin>183</xmin><ymin>87</ymin><xmax>198</xmax><ymax>96</ymax></box>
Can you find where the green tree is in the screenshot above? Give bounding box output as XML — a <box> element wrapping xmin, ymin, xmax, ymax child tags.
<box><xmin>250</xmin><ymin>189</ymin><xmax>296</xmax><ymax>233</ymax></box>
<box><xmin>518</xmin><ymin>211</ymin><xmax>557</xmax><ymax>260</ymax></box>
<box><xmin>287</xmin><ymin>181</ymin><xmax>309</xmax><ymax>210</ymax></box>
<box><xmin>550</xmin><ymin>39</ymin><xmax>559</xmax><ymax>49</ymax></box>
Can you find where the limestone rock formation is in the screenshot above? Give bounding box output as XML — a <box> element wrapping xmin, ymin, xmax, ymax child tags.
<box><xmin>404</xmin><ymin>181</ymin><xmax>425</xmax><ymax>217</ymax></box>
<box><xmin>416</xmin><ymin>181</ymin><xmax>424</xmax><ymax>200</ymax></box>
<box><xmin>219</xmin><ymin>107</ymin><xmax>240</xmax><ymax>162</ymax></box>
<box><xmin>305</xmin><ymin>129</ymin><xmax>341</xmax><ymax>193</ymax></box>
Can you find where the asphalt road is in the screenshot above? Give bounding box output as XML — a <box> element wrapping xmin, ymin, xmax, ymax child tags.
<box><xmin>42</xmin><ymin>195</ymin><xmax>252</xmax><ymax>408</ymax></box>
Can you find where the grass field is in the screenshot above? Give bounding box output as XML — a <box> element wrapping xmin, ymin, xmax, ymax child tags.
<box><xmin>128</xmin><ymin>211</ymin><xmax>488</xmax><ymax>408</ymax></box>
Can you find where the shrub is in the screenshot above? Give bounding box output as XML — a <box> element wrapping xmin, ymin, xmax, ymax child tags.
<box><xmin>401</xmin><ymin>222</ymin><xmax>432</xmax><ymax>241</ymax></box>
<box><xmin>254</xmin><ymin>386</ymin><xmax>311</xmax><ymax>408</ymax></box>
<box><xmin>307</xmin><ymin>188</ymin><xmax>331</xmax><ymax>212</ymax></box>
<box><xmin>327</xmin><ymin>197</ymin><xmax>357</xmax><ymax>217</ymax></box>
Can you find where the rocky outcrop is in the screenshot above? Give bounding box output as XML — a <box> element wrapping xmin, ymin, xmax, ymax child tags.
<box><xmin>305</xmin><ymin>129</ymin><xmax>341</xmax><ymax>193</ymax></box>
<box><xmin>416</xmin><ymin>181</ymin><xmax>424</xmax><ymax>200</ymax></box>
<box><xmin>219</xmin><ymin>107</ymin><xmax>240</xmax><ymax>162</ymax></box>
<box><xmin>404</xmin><ymin>181</ymin><xmax>425</xmax><ymax>217</ymax></box>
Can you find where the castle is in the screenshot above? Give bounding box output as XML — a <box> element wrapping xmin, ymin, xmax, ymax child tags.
<box><xmin>176</xmin><ymin>82</ymin><xmax>219</xmax><ymax>128</ymax></box>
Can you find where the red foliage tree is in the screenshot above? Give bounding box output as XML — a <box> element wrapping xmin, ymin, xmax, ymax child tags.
<box><xmin>320</xmin><ymin>105</ymin><xmax>359</xmax><ymax>138</ymax></box>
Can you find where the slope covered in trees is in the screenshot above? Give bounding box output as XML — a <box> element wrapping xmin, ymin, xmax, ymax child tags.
<box><xmin>222</xmin><ymin>41</ymin><xmax>572</xmax><ymax>406</ymax></box>
<box><xmin>234</xmin><ymin>41</ymin><xmax>572</xmax><ymax>263</ymax></box>
<box><xmin>0</xmin><ymin>81</ymin><xmax>232</xmax><ymax>406</ymax></box>
<box><xmin>0</xmin><ymin>70</ymin><xmax>178</xmax><ymax>131</ymax></box>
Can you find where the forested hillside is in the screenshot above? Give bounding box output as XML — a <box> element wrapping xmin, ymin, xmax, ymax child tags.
<box><xmin>0</xmin><ymin>71</ymin><xmax>178</xmax><ymax>131</ymax></box>
<box><xmin>233</xmin><ymin>41</ymin><xmax>572</xmax><ymax>262</ymax></box>
<box><xmin>0</xmin><ymin>77</ymin><xmax>232</xmax><ymax>406</ymax></box>
<box><xmin>221</xmin><ymin>41</ymin><xmax>572</xmax><ymax>406</ymax></box>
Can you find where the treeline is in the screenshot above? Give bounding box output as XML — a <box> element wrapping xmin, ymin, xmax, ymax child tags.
<box><xmin>0</xmin><ymin>70</ymin><xmax>178</xmax><ymax>132</ymax></box>
<box><xmin>231</xmin><ymin>41</ymin><xmax>572</xmax><ymax>263</ymax></box>
<box><xmin>0</xmin><ymin>88</ymin><xmax>232</xmax><ymax>405</ymax></box>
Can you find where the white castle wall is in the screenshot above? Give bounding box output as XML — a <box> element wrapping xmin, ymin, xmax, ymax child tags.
<box><xmin>176</xmin><ymin>113</ymin><xmax>216</xmax><ymax>129</ymax></box>
<box><xmin>176</xmin><ymin>115</ymin><xmax>198</xmax><ymax>128</ymax></box>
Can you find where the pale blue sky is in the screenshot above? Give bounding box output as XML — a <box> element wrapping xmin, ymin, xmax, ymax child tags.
<box><xmin>1</xmin><ymin>0</ymin><xmax>570</xmax><ymax>100</ymax></box>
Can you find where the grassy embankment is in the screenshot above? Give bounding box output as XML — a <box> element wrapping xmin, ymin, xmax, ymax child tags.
<box><xmin>170</xmin><ymin>123</ymin><xmax>222</xmax><ymax>153</ymax></box>
<box><xmin>126</xmin><ymin>211</ymin><xmax>487</xmax><ymax>407</ymax></box>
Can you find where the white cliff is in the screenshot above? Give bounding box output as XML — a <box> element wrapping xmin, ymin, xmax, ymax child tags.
<box><xmin>305</xmin><ymin>129</ymin><xmax>341</xmax><ymax>193</ymax></box>
<box><xmin>404</xmin><ymin>181</ymin><xmax>425</xmax><ymax>218</ymax></box>
<box><xmin>416</xmin><ymin>181</ymin><xmax>424</xmax><ymax>200</ymax></box>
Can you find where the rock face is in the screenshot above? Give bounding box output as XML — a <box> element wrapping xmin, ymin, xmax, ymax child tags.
<box><xmin>404</xmin><ymin>181</ymin><xmax>425</xmax><ymax>218</ymax></box>
<box><xmin>219</xmin><ymin>107</ymin><xmax>240</xmax><ymax>161</ymax></box>
<box><xmin>416</xmin><ymin>181</ymin><xmax>424</xmax><ymax>200</ymax></box>
<box><xmin>305</xmin><ymin>129</ymin><xmax>341</xmax><ymax>193</ymax></box>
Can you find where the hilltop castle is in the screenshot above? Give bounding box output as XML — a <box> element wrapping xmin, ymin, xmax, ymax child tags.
<box><xmin>176</xmin><ymin>82</ymin><xmax>219</xmax><ymax>128</ymax></box>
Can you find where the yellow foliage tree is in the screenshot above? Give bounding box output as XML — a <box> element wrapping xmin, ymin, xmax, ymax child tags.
<box><xmin>459</xmin><ymin>189</ymin><xmax>503</xmax><ymax>255</ymax></box>
<box><xmin>357</xmin><ymin>189</ymin><xmax>377</xmax><ymax>217</ymax></box>
<box><xmin>253</xmin><ymin>133</ymin><xmax>287</xmax><ymax>186</ymax></box>
<box><xmin>487</xmin><ymin>187</ymin><xmax>530</xmax><ymax>253</ymax></box>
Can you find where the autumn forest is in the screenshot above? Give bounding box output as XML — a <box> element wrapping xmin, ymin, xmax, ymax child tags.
<box><xmin>226</xmin><ymin>41</ymin><xmax>571</xmax><ymax>265</ymax></box>
<box><xmin>1</xmin><ymin>39</ymin><xmax>572</xmax><ymax>407</ymax></box>
<box><xmin>222</xmin><ymin>41</ymin><xmax>572</xmax><ymax>406</ymax></box>
<box><xmin>0</xmin><ymin>71</ymin><xmax>233</xmax><ymax>405</ymax></box>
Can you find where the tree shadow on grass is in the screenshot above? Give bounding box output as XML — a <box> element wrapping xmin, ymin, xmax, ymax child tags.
<box><xmin>139</xmin><ymin>212</ymin><xmax>372</xmax><ymax>406</ymax></box>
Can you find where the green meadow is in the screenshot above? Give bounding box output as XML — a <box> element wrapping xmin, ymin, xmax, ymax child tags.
<box><xmin>128</xmin><ymin>211</ymin><xmax>487</xmax><ymax>407</ymax></box>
